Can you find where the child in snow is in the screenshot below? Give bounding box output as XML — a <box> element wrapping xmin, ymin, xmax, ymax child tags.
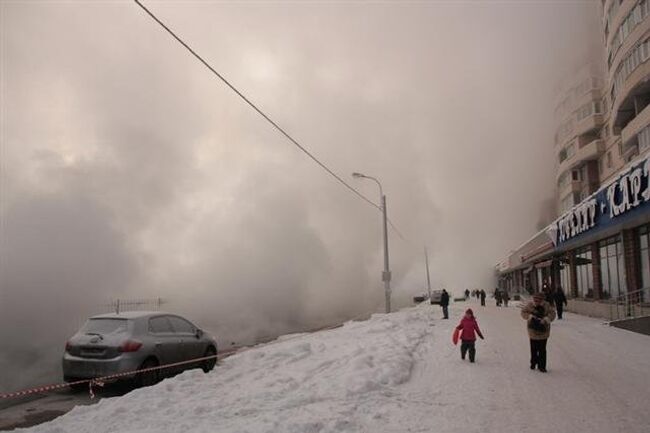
<box><xmin>455</xmin><ymin>308</ymin><xmax>484</xmax><ymax>363</ymax></box>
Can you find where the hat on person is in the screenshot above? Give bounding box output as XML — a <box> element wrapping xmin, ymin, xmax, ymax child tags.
<box><xmin>532</xmin><ymin>292</ymin><xmax>545</xmax><ymax>301</ymax></box>
<box><xmin>465</xmin><ymin>308</ymin><xmax>474</xmax><ymax>316</ymax></box>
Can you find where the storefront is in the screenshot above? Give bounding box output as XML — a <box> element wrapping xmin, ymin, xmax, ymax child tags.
<box><xmin>498</xmin><ymin>154</ymin><xmax>650</xmax><ymax>315</ymax></box>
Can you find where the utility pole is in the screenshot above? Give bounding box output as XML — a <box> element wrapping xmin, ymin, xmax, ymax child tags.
<box><xmin>424</xmin><ymin>247</ymin><xmax>432</xmax><ymax>300</ymax></box>
<box><xmin>381</xmin><ymin>194</ymin><xmax>391</xmax><ymax>313</ymax></box>
<box><xmin>352</xmin><ymin>172</ymin><xmax>392</xmax><ymax>313</ymax></box>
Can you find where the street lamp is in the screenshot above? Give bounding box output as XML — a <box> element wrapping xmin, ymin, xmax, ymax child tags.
<box><xmin>352</xmin><ymin>172</ymin><xmax>391</xmax><ymax>313</ymax></box>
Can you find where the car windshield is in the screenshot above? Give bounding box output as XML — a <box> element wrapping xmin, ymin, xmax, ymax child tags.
<box><xmin>81</xmin><ymin>318</ymin><xmax>130</xmax><ymax>335</ymax></box>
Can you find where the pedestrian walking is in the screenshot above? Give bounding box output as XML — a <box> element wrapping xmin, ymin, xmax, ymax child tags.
<box><xmin>521</xmin><ymin>292</ymin><xmax>556</xmax><ymax>372</ymax></box>
<box><xmin>554</xmin><ymin>287</ymin><xmax>568</xmax><ymax>319</ymax></box>
<box><xmin>480</xmin><ymin>289</ymin><xmax>486</xmax><ymax>306</ymax></box>
<box><xmin>495</xmin><ymin>289</ymin><xmax>502</xmax><ymax>307</ymax></box>
<box><xmin>502</xmin><ymin>291</ymin><xmax>510</xmax><ymax>307</ymax></box>
<box><xmin>440</xmin><ymin>289</ymin><xmax>450</xmax><ymax>319</ymax></box>
<box><xmin>464</xmin><ymin>289</ymin><xmax>470</xmax><ymax>300</ymax></box>
<box><xmin>454</xmin><ymin>308</ymin><xmax>484</xmax><ymax>363</ymax></box>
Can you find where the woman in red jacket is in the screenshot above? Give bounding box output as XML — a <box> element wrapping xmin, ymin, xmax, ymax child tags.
<box><xmin>455</xmin><ymin>308</ymin><xmax>484</xmax><ymax>363</ymax></box>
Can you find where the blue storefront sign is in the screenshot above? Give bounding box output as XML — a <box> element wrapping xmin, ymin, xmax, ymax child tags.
<box><xmin>549</xmin><ymin>155</ymin><xmax>650</xmax><ymax>247</ymax></box>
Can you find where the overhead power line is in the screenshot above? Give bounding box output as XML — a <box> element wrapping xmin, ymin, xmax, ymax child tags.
<box><xmin>133</xmin><ymin>0</ymin><xmax>409</xmax><ymax>242</ymax></box>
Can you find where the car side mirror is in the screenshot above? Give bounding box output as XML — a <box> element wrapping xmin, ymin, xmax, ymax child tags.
<box><xmin>195</xmin><ymin>328</ymin><xmax>204</xmax><ymax>339</ymax></box>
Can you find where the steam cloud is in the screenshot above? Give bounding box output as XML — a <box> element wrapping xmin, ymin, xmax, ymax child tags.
<box><xmin>1</xmin><ymin>1</ymin><xmax>600</xmax><ymax>391</ymax></box>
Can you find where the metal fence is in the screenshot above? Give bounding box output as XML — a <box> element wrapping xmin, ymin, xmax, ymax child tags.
<box><xmin>609</xmin><ymin>288</ymin><xmax>650</xmax><ymax>321</ymax></box>
<box><xmin>100</xmin><ymin>297</ymin><xmax>167</xmax><ymax>315</ymax></box>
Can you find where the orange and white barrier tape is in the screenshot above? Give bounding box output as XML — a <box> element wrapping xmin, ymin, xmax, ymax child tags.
<box><xmin>0</xmin><ymin>348</ymin><xmax>239</xmax><ymax>401</ymax></box>
<box><xmin>0</xmin><ymin>313</ymin><xmax>374</xmax><ymax>402</ymax></box>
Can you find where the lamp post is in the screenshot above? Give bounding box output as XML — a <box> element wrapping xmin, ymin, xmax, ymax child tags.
<box><xmin>352</xmin><ymin>172</ymin><xmax>391</xmax><ymax>313</ymax></box>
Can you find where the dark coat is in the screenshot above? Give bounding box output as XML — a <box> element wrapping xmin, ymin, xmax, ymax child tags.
<box><xmin>554</xmin><ymin>289</ymin><xmax>568</xmax><ymax>306</ymax></box>
<box><xmin>440</xmin><ymin>291</ymin><xmax>450</xmax><ymax>306</ymax></box>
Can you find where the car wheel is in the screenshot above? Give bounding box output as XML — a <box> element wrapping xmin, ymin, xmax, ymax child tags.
<box><xmin>202</xmin><ymin>346</ymin><xmax>217</xmax><ymax>373</ymax></box>
<box><xmin>136</xmin><ymin>358</ymin><xmax>159</xmax><ymax>388</ymax></box>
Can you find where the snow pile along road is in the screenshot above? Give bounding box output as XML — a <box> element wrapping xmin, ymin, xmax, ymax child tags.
<box><xmin>16</xmin><ymin>302</ymin><xmax>650</xmax><ymax>433</ymax></box>
<box><xmin>22</xmin><ymin>309</ymin><xmax>431</xmax><ymax>433</ymax></box>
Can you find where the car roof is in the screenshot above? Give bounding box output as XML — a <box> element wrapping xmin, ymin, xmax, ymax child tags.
<box><xmin>89</xmin><ymin>311</ymin><xmax>172</xmax><ymax>320</ymax></box>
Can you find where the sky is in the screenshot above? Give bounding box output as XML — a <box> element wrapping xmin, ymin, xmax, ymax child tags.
<box><xmin>0</xmin><ymin>0</ymin><xmax>601</xmax><ymax>391</ymax></box>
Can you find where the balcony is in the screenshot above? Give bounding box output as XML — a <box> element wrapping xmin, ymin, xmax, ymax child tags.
<box><xmin>576</xmin><ymin>138</ymin><xmax>606</xmax><ymax>161</ymax></box>
<box><xmin>574</xmin><ymin>113</ymin><xmax>605</xmax><ymax>137</ymax></box>
<box><xmin>621</xmin><ymin>102</ymin><xmax>650</xmax><ymax>147</ymax></box>
<box><xmin>612</xmin><ymin>60</ymin><xmax>650</xmax><ymax>129</ymax></box>
<box><xmin>556</xmin><ymin>139</ymin><xmax>605</xmax><ymax>179</ymax></box>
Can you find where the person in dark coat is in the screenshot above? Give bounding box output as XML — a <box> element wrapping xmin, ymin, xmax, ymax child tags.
<box><xmin>455</xmin><ymin>308</ymin><xmax>485</xmax><ymax>363</ymax></box>
<box><xmin>521</xmin><ymin>292</ymin><xmax>556</xmax><ymax>372</ymax></box>
<box><xmin>502</xmin><ymin>290</ymin><xmax>510</xmax><ymax>307</ymax></box>
<box><xmin>440</xmin><ymin>289</ymin><xmax>450</xmax><ymax>319</ymax></box>
<box><xmin>479</xmin><ymin>289</ymin><xmax>486</xmax><ymax>306</ymax></box>
<box><xmin>495</xmin><ymin>289</ymin><xmax>502</xmax><ymax>306</ymax></box>
<box><xmin>554</xmin><ymin>287</ymin><xmax>568</xmax><ymax>319</ymax></box>
<box><xmin>464</xmin><ymin>289</ymin><xmax>470</xmax><ymax>300</ymax></box>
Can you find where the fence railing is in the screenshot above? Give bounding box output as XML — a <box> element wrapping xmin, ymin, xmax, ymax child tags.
<box><xmin>609</xmin><ymin>288</ymin><xmax>650</xmax><ymax>321</ymax></box>
<box><xmin>100</xmin><ymin>297</ymin><xmax>167</xmax><ymax>314</ymax></box>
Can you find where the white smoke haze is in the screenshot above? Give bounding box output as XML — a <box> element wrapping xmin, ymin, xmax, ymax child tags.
<box><xmin>1</xmin><ymin>1</ymin><xmax>600</xmax><ymax>391</ymax></box>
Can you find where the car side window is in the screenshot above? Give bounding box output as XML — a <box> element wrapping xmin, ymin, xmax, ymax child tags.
<box><xmin>168</xmin><ymin>316</ymin><xmax>195</xmax><ymax>334</ymax></box>
<box><xmin>149</xmin><ymin>316</ymin><xmax>174</xmax><ymax>333</ymax></box>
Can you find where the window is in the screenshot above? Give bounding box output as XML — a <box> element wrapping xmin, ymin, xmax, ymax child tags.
<box><xmin>567</xmin><ymin>143</ymin><xmax>576</xmax><ymax>159</ymax></box>
<box><xmin>580</xmin><ymin>165</ymin><xmax>588</xmax><ymax>183</ymax></box>
<box><xmin>609</xmin><ymin>1</ymin><xmax>650</xmax><ymax>65</ymax></box>
<box><xmin>612</xmin><ymin>37</ymin><xmax>650</xmax><ymax>103</ymax></box>
<box><xmin>607</xmin><ymin>151</ymin><xmax>613</xmax><ymax>168</ymax></box>
<box><xmin>638</xmin><ymin>124</ymin><xmax>650</xmax><ymax>152</ymax></box>
<box><xmin>168</xmin><ymin>316</ymin><xmax>195</xmax><ymax>334</ymax></box>
<box><xmin>619</xmin><ymin>141</ymin><xmax>624</xmax><ymax>156</ymax></box>
<box><xmin>572</xmin><ymin>169</ymin><xmax>581</xmax><ymax>181</ymax></box>
<box><xmin>576</xmin><ymin>101</ymin><xmax>594</xmax><ymax>121</ymax></box>
<box><xmin>82</xmin><ymin>319</ymin><xmax>129</xmax><ymax>334</ymax></box>
<box><xmin>559</xmin><ymin>148</ymin><xmax>568</xmax><ymax>163</ymax></box>
<box><xmin>639</xmin><ymin>225</ymin><xmax>650</xmax><ymax>302</ymax></box>
<box><xmin>576</xmin><ymin>247</ymin><xmax>593</xmax><ymax>298</ymax></box>
<box><xmin>626</xmin><ymin>145</ymin><xmax>640</xmax><ymax>161</ymax></box>
<box><xmin>599</xmin><ymin>236</ymin><xmax>627</xmax><ymax>300</ymax></box>
<box><xmin>149</xmin><ymin>316</ymin><xmax>174</xmax><ymax>333</ymax></box>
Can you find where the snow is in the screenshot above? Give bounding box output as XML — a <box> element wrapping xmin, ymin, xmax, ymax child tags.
<box><xmin>16</xmin><ymin>301</ymin><xmax>650</xmax><ymax>433</ymax></box>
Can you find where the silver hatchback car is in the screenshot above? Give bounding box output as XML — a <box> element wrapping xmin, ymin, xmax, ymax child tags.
<box><xmin>63</xmin><ymin>311</ymin><xmax>218</xmax><ymax>388</ymax></box>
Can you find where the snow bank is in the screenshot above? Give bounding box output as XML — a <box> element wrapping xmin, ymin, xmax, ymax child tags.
<box><xmin>23</xmin><ymin>308</ymin><xmax>430</xmax><ymax>433</ymax></box>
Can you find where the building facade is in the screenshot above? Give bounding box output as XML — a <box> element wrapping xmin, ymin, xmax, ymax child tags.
<box><xmin>497</xmin><ymin>0</ymin><xmax>650</xmax><ymax>319</ymax></box>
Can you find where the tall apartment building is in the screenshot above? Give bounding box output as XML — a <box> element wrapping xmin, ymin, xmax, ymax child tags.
<box><xmin>554</xmin><ymin>67</ymin><xmax>605</xmax><ymax>214</ymax></box>
<box><xmin>496</xmin><ymin>0</ymin><xmax>650</xmax><ymax>318</ymax></box>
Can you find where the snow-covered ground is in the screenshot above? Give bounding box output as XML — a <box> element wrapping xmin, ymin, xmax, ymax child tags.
<box><xmin>16</xmin><ymin>300</ymin><xmax>650</xmax><ymax>433</ymax></box>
